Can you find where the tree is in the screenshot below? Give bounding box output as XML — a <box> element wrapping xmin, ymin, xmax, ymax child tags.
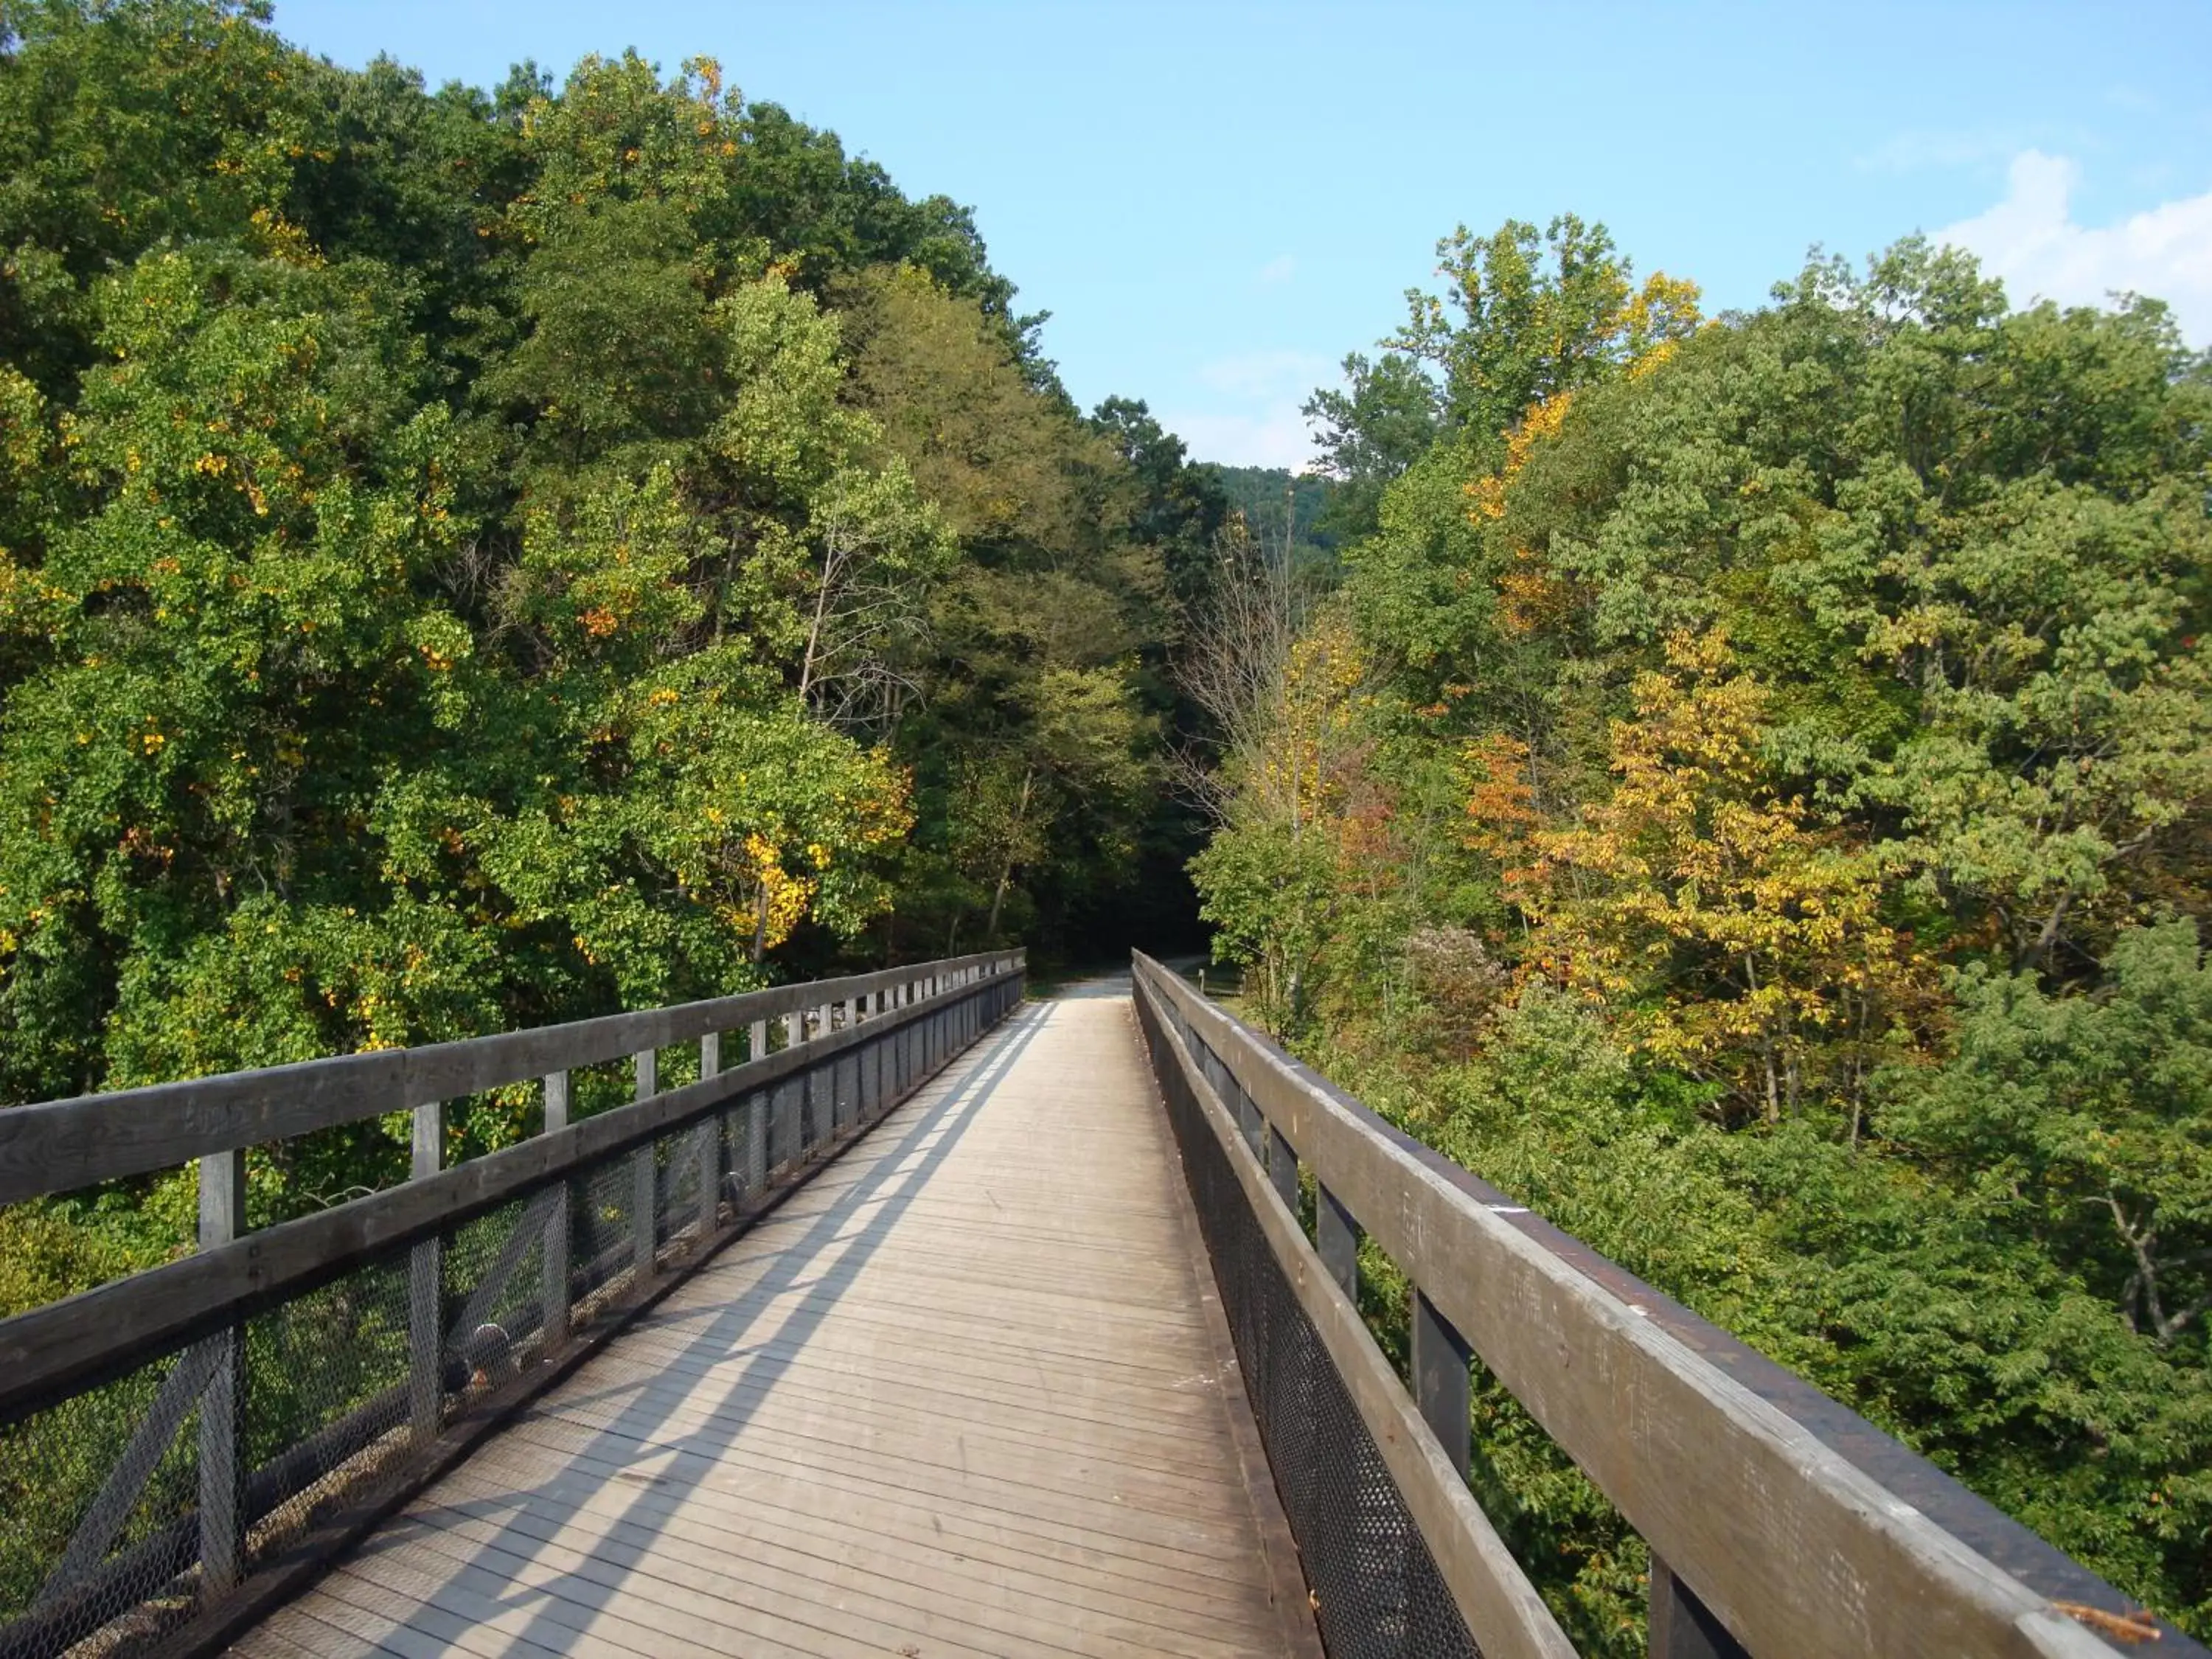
<box><xmin>1301</xmin><ymin>350</ymin><xmax>1439</xmax><ymax>539</ymax></box>
<box><xmin>1520</xmin><ymin>630</ymin><xmax>1938</xmax><ymax>1126</ymax></box>
<box><xmin>1088</xmin><ymin>394</ymin><xmax>1231</xmax><ymax>624</ymax></box>
<box><xmin>1195</xmin><ymin>209</ymin><xmax>2212</xmax><ymax>1632</ymax></box>
<box><xmin>1189</xmin><ymin>602</ymin><xmax>1382</xmax><ymax>1031</ymax></box>
<box><xmin>1389</xmin><ymin>215</ymin><xmax>1700</xmax><ymax>463</ymax></box>
<box><xmin>1883</xmin><ymin>920</ymin><xmax>2212</xmax><ymax>1349</ymax></box>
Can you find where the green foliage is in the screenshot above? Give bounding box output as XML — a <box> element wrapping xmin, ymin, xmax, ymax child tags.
<box><xmin>1883</xmin><ymin>922</ymin><xmax>2212</xmax><ymax>1353</ymax></box>
<box><xmin>1301</xmin><ymin>350</ymin><xmax>1439</xmax><ymax>538</ymax></box>
<box><xmin>1197</xmin><ymin>212</ymin><xmax>2212</xmax><ymax>1632</ymax></box>
<box><xmin>0</xmin><ymin>4</ymin><xmax>1217</xmax><ymax>1195</ymax></box>
<box><xmin>1094</xmin><ymin>396</ymin><xmax>1234</xmax><ymax>619</ymax></box>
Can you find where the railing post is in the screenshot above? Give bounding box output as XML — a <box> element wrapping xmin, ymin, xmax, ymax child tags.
<box><xmin>698</xmin><ymin>1032</ymin><xmax>722</xmax><ymax>1239</ymax></box>
<box><xmin>632</xmin><ymin>1050</ymin><xmax>657</xmax><ymax>1280</ymax></box>
<box><xmin>408</xmin><ymin>1100</ymin><xmax>445</xmax><ymax>1446</ymax></box>
<box><xmin>746</xmin><ymin>1089</ymin><xmax>768</xmax><ymax>1194</ymax></box>
<box><xmin>1649</xmin><ymin>1559</ymin><xmax>1750</xmax><ymax>1659</ymax></box>
<box><xmin>862</xmin><ymin>1018</ymin><xmax>880</xmax><ymax>1116</ymax></box>
<box><xmin>541</xmin><ymin>1071</ymin><xmax>570</xmax><ymax>1355</ymax></box>
<box><xmin>198</xmin><ymin>1147</ymin><xmax>248</xmax><ymax>1595</ymax></box>
<box><xmin>1413</xmin><ymin>1287</ymin><xmax>1472</xmax><ymax>1481</ymax></box>
<box><xmin>749</xmin><ymin>1016</ymin><xmax>768</xmax><ymax>1064</ymax></box>
<box><xmin>1317</xmin><ymin>1180</ymin><xmax>1360</xmax><ymax>1301</ymax></box>
<box><xmin>773</xmin><ymin>1071</ymin><xmax>799</xmax><ymax>1170</ymax></box>
<box><xmin>1267</xmin><ymin>1121</ymin><xmax>1298</xmax><ymax>1214</ymax></box>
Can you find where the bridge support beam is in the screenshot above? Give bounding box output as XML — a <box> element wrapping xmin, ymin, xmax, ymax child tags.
<box><xmin>198</xmin><ymin>1148</ymin><xmax>248</xmax><ymax>1594</ymax></box>
<box><xmin>1413</xmin><ymin>1287</ymin><xmax>1472</xmax><ymax>1482</ymax></box>
<box><xmin>1649</xmin><ymin>1558</ymin><xmax>1750</xmax><ymax>1659</ymax></box>
<box><xmin>408</xmin><ymin>1101</ymin><xmax>445</xmax><ymax>1447</ymax></box>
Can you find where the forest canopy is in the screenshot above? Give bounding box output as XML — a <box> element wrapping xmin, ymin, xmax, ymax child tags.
<box><xmin>0</xmin><ymin>0</ymin><xmax>1237</xmax><ymax>1287</ymax></box>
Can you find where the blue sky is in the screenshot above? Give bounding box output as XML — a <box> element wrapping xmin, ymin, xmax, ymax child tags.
<box><xmin>272</xmin><ymin>1</ymin><xmax>2212</xmax><ymax>469</ymax></box>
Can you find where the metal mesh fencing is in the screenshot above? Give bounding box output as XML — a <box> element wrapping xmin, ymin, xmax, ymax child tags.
<box><xmin>240</xmin><ymin>1246</ymin><xmax>415</xmax><ymax>1560</ymax></box>
<box><xmin>0</xmin><ymin>1345</ymin><xmax>200</xmax><ymax>1658</ymax></box>
<box><xmin>1147</xmin><ymin>1000</ymin><xmax>1480</xmax><ymax>1659</ymax></box>
<box><xmin>572</xmin><ymin>1148</ymin><xmax>640</xmax><ymax>1318</ymax></box>
<box><xmin>0</xmin><ymin>968</ymin><xmax>1018</xmax><ymax>1659</ymax></box>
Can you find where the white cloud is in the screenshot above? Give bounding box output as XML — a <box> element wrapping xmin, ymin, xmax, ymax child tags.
<box><xmin>1935</xmin><ymin>151</ymin><xmax>2212</xmax><ymax>343</ymax></box>
<box><xmin>1194</xmin><ymin>349</ymin><xmax>1332</xmax><ymax>401</ymax></box>
<box><xmin>1169</xmin><ymin>349</ymin><xmax>1332</xmax><ymax>467</ymax></box>
<box><xmin>1257</xmin><ymin>254</ymin><xmax>1297</xmax><ymax>285</ymax></box>
<box><xmin>1856</xmin><ymin>128</ymin><xmax>2021</xmax><ymax>174</ymax></box>
<box><xmin>1161</xmin><ymin>403</ymin><xmax>1318</xmax><ymax>470</ymax></box>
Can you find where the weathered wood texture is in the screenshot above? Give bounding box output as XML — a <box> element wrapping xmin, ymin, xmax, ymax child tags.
<box><xmin>232</xmin><ymin>984</ymin><xmax>1319</xmax><ymax>1659</ymax></box>
<box><xmin>0</xmin><ymin>952</ymin><xmax>1020</xmax><ymax>1204</ymax></box>
<box><xmin>1133</xmin><ymin>972</ymin><xmax>1573</xmax><ymax>1659</ymax></box>
<box><xmin>1130</xmin><ymin>953</ymin><xmax>2173</xmax><ymax>1659</ymax></box>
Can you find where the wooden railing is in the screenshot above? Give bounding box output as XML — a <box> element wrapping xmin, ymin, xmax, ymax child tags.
<box><xmin>0</xmin><ymin>952</ymin><xmax>1023</xmax><ymax>1659</ymax></box>
<box><xmin>1130</xmin><ymin>951</ymin><xmax>2200</xmax><ymax>1659</ymax></box>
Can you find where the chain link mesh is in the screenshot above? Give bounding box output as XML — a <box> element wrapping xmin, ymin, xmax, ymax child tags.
<box><xmin>1146</xmin><ymin>998</ymin><xmax>1481</xmax><ymax>1659</ymax></box>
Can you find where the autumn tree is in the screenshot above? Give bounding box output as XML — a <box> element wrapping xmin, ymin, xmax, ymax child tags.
<box><xmin>1521</xmin><ymin>630</ymin><xmax>1938</xmax><ymax>1124</ymax></box>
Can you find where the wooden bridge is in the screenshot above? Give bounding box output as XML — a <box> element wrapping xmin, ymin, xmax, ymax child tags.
<box><xmin>0</xmin><ymin>953</ymin><xmax>2201</xmax><ymax>1658</ymax></box>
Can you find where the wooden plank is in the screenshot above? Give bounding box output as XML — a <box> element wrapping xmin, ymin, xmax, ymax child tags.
<box><xmin>1134</xmin><ymin>953</ymin><xmax>2122</xmax><ymax>1659</ymax></box>
<box><xmin>420</xmin><ymin>1448</ymin><xmax>1287</xmax><ymax>1630</ymax></box>
<box><xmin>560</xmin><ymin>1333</ymin><xmax>1249</xmax><ymax>1465</ymax></box>
<box><xmin>487</xmin><ymin>1371</ymin><xmax>1267</xmax><ymax>1562</ymax></box>
<box><xmin>238</xmin><ymin>984</ymin><xmax>1313</xmax><ymax>1658</ymax></box>
<box><xmin>495</xmin><ymin>1379</ymin><xmax>1265</xmax><ymax>1526</ymax></box>
<box><xmin>251</xmin><ymin>1605</ymin><xmax>412</xmax><ymax>1659</ymax></box>
<box><xmin>375</xmin><ymin>1486</ymin><xmax>1281</xmax><ymax>1659</ymax></box>
<box><xmin>0</xmin><ymin>951</ymin><xmax>1021</xmax><ymax>1204</ymax></box>
<box><xmin>311</xmin><ymin>1557</ymin><xmax>646</xmax><ymax>1659</ymax></box>
<box><xmin>453</xmin><ymin>1424</ymin><xmax>1277</xmax><ymax>1596</ymax></box>
<box><xmin>568</xmin><ymin>1324</ymin><xmax>1242</xmax><ymax>1448</ymax></box>
<box><xmin>336</xmin><ymin>1528</ymin><xmax>855</xmax><ymax>1659</ymax></box>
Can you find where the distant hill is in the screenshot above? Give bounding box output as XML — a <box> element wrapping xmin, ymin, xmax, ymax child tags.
<box><xmin>1210</xmin><ymin>466</ymin><xmax>1339</xmax><ymax>556</ymax></box>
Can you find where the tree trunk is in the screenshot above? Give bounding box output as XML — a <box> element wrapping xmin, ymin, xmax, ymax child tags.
<box><xmin>798</xmin><ymin>524</ymin><xmax>843</xmax><ymax>709</ymax></box>
<box><xmin>985</xmin><ymin>768</ymin><xmax>1034</xmax><ymax>939</ymax></box>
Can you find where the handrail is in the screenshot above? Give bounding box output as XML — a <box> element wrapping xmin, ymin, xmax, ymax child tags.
<box><xmin>1133</xmin><ymin>956</ymin><xmax>1569</xmax><ymax>1659</ymax></box>
<box><xmin>0</xmin><ymin>958</ymin><xmax>1015</xmax><ymax>1422</ymax></box>
<box><xmin>1130</xmin><ymin>952</ymin><xmax>2197</xmax><ymax>1659</ymax></box>
<box><xmin>0</xmin><ymin>950</ymin><xmax>1026</xmax><ymax>1659</ymax></box>
<box><xmin>0</xmin><ymin>950</ymin><xmax>1021</xmax><ymax>1205</ymax></box>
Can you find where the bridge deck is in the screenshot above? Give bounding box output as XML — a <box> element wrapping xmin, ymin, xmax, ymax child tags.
<box><xmin>232</xmin><ymin>982</ymin><xmax>1316</xmax><ymax>1659</ymax></box>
